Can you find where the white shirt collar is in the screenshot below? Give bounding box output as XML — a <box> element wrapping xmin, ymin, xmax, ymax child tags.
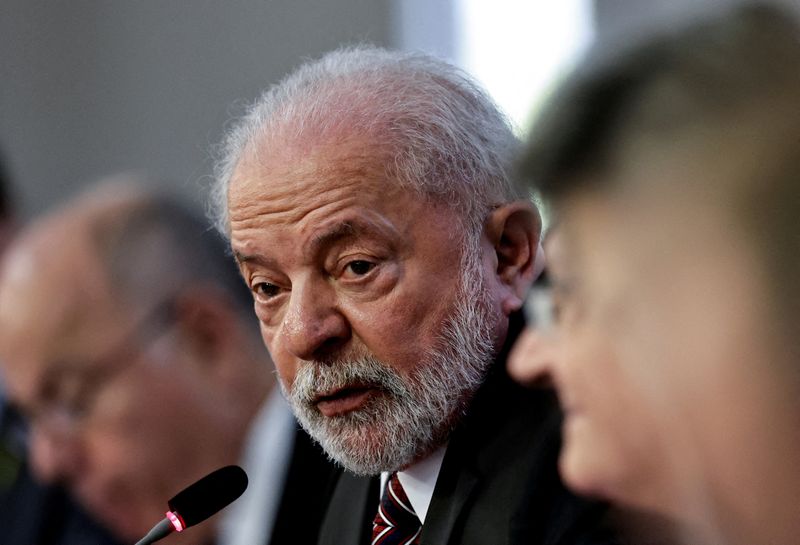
<box><xmin>381</xmin><ymin>444</ymin><xmax>447</xmax><ymax>524</ymax></box>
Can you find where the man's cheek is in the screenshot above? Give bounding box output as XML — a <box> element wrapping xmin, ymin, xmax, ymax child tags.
<box><xmin>262</xmin><ymin>331</ymin><xmax>294</xmax><ymax>387</ymax></box>
<box><xmin>259</xmin><ymin>322</ymin><xmax>274</xmax><ymax>349</ymax></box>
<box><xmin>275</xmin><ymin>366</ymin><xmax>295</xmax><ymax>392</ymax></box>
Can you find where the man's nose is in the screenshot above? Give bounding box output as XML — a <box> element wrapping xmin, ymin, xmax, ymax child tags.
<box><xmin>279</xmin><ymin>280</ymin><xmax>350</xmax><ymax>361</ymax></box>
<box><xmin>28</xmin><ymin>423</ymin><xmax>85</xmax><ymax>484</ymax></box>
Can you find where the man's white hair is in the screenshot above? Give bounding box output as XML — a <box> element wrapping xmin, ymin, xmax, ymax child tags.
<box><xmin>210</xmin><ymin>45</ymin><xmax>524</xmax><ymax>238</ymax></box>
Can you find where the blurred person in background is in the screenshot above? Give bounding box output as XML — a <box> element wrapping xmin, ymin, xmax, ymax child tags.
<box><xmin>211</xmin><ymin>46</ymin><xmax>619</xmax><ymax>545</ymax></box>
<box><xmin>510</xmin><ymin>3</ymin><xmax>800</xmax><ymax>545</ymax></box>
<box><xmin>0</xmin><ymin>154</ymin><xmax>121</xmax><ymax>545</ymax></box>
<box><xmin>0</xmin><ymin>179</ymin><xmax>336</xmax><ymax>545</ymax></box>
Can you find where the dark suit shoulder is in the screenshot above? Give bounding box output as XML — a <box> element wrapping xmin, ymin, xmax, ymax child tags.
<box><xmin>424</xmin><ymin>364</ymin><xmax>620</xmax><ymax>545</ymax></box>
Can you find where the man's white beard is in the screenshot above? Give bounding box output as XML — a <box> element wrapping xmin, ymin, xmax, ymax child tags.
<box><xmin>281</xmin><ymin>244</ymin><xmax>499</xmax><ymax>475</ymax></box>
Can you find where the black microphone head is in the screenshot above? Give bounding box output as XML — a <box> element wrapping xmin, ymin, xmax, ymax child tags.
<box><xmin>167</xmin><ymin>465</ymin><xmax>248</xmax><ymax>528</ymax></box>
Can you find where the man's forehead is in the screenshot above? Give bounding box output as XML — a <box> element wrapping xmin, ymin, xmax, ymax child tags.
<box><xmin>228</xmin><ymin>137</ymin><xmax>407</xmax><ymax>231</ymax></box>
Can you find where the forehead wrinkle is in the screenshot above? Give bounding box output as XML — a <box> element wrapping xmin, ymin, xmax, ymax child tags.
<box><xmin>231</xmin><ymin>148</ymin><xmax>393</xmax><ymax>232</ymax></box>
<box><xmin>306</xmin><ymin>221</ymin><xmax>357</xmax><ymax>256</ymax></box>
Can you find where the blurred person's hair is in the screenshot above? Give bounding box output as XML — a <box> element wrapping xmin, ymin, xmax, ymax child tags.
<box><xmin>83</xmin><ymin>181</ymin><xmax>253</xmax><ymax>320</ymax></box>
<box><xmin>519</xmin><ymin>1</ymin><xmax>800</xmax><ymax>352</ymax></box>
<box><xmin>211</xmin><ymin>45</ymin><xmax>524</xmax><ymax>241</ymax></box>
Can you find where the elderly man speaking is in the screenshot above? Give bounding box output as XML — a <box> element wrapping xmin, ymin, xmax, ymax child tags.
<box><xmin>211</xmin><ymin>47</ymin><xmax>617</xmax><ymax>545</ymax></box>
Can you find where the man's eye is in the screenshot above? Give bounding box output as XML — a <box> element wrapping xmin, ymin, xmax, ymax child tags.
<box><xmin>253</xmin><ymin>282</ymin><xmax>280</xmax><ymax>298</ymax></box>
<box><xmin>345</xmin><ymin>260</ymin><xmax>375</xmax><ymax>276</ymax></box>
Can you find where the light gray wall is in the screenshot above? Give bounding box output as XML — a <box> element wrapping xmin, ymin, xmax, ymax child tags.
<box><xmin>1</xmin><ymin>1</ymin><xmax>391</xmax><ymax>217</ymax></box>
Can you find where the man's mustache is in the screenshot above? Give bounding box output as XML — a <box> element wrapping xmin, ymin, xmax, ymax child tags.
<box><xmin>286</xmin><ymin>356</ymin><xmax>407</xmax><ymax>405</ymax></box>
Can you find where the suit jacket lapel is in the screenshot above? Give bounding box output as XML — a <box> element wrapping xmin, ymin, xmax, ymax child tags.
<box><xmin>419</xmin><ymin>455</ymin><xmax>479</xmax><ymax>545</ymax></box>
<box><xmin>269</xmin><ymin>428</ymin><xmax>339</xmax><ymax>545</ymax></box>
<box><xmin>318</xmin><ymin>471</ymin><xmax>379</xmax><ymax>545</ymax></box>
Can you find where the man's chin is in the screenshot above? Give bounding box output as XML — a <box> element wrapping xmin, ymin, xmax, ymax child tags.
<box><xmin>304</xmin><ymin>422</ymin><xmax>411</xmax><ymax>476</ymax></box>
<box><xmin>296</xmin><ymin>392</ymin><xmax>462</xmax><ymax>476</ymax></box>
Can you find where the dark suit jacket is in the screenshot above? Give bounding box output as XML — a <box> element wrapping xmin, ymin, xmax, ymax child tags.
<box><xmin>317</xmin><ymin>316</ymin><xmax>620</xmax><ymax>545</ymax></box>
<box><xmin>268</xmin><ymin>426</ymin><xmax>340</xmax><ymax>545</ymax></box>
<box><xmin>1</xmin><ymin>399</ymin><xmax>120</xmax><ymax>545</ymax></box>
<box><xmin>0</xmin><ymin>460</ymin><xmax>122</xmax><ymax>545</ymax></box>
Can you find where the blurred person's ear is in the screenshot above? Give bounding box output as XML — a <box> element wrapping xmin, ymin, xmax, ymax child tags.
<box><xmin>484</xmin><ymin>202</ymin><xmax>542</xmax><ymax>315</ymax></box>
<box><xmin>169</xmin><ymin>286</ymin><xmax>251</xmax><ymax>387</ymax></box>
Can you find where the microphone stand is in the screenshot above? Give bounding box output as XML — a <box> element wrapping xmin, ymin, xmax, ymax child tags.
<box><xmin>134</xmin><ymin>518</ymin><xmax>174</xmax><ymax>545</ymax></box>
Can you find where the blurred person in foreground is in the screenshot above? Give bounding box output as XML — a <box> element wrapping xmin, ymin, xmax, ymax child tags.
<box><xmin>509</xmin><ymin>3</ymin><xmax>800</xmax><ymax>545</ymax></box>
<box><xmin>211</xmin><ymin>46</ymin><xmax>619</xmax><ymax>545</ymax></box>
<box><xmin>0</xmin><ymin>179</ymin><xmax>336</xmax><ymax>545</ymax></box>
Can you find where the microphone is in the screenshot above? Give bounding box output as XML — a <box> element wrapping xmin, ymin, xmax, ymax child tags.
<box><xmin>134</xmin><ymin>465</ymin><xmax>248</xmax><ymax>545</ymax></box>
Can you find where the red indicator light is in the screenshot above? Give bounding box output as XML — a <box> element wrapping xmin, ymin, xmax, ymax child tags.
<box><xmin>166</xmin><ymin>511</ymin><xmax>185</xmax><ymax>532</ymax></box>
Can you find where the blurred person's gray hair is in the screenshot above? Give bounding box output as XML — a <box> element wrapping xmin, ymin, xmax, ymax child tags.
<box><xmin>518</xmin><ymin>1</ymin><xmax>800</xmax><ymax>352</ymax></box>
<box><xmin>77</xmin><ymin>178</ymin><xmax>254</xmax><ymax>319</ymax></box>
<box><xmin>519</xmin><ymin>2</ymin><xmax>800</xmax><ymax>200</ymax></box>
<box><xmin>211</xmin><ymin>45</ymin><xmax>524</xmax><ymax>240</ymax></box>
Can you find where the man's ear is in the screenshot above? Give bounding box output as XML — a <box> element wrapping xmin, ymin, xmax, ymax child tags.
<box><xmin>484</xmin><ymin>201</ymin><xmax>542</xmax><ymax>315</ymax></box>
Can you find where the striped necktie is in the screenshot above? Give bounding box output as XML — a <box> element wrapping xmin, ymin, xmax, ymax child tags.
<box><xmin>371</xmin><ymin>473</ymin><xmax>422</xmax><ymax>545</ymax></box>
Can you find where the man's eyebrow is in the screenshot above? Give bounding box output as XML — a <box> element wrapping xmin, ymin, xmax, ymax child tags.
<box><xmin>234</xmin><ymin>219</ymin><xmax>395</xmax><ymax>266</ymax></box>
<box><xmin>306</xmin><ymin>219</ymin><xmax>393</xmax><ymax>259</ymax></box>
<box><xmin>308</xmin><ymin>222</ymin><xmax>359</xmax><ymax>255</ymax></box>
<box><xmin>233</xmin><ymin>251</ymin><xmax>251</xmax><ymax>264</ymax></box>
<box><xmin>232</xmin><ymin>226</ymin><xmax>360</xmax><ymax>267</ymax></box>
<box><xmin>233</xmin><ymin>251</ymin><xmax>278</xmax><ymax>268</ymax></box>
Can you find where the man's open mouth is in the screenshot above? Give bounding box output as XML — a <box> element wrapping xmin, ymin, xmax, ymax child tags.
<box><xmin>314</xmin><ymin>385</ymin><xmax>376</xmax><ymax>417</ymax></box>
